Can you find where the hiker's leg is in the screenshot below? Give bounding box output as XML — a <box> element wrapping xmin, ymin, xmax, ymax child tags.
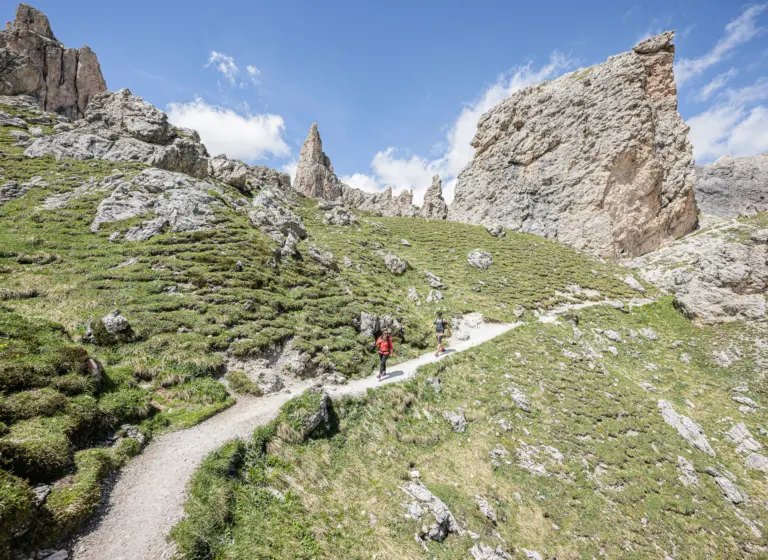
<box><xmin>379</xmin><ymin>353</ymin><xmax>387</xmax><ymax>374</ymax></box>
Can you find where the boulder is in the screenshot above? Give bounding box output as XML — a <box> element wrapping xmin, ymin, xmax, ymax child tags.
<box><xmin>658</xmin><ymin>399</ymin><xmax>715</xmax><ymax>456</ymax></box>
<box><xmin>250</xmin><ymin>189</ymin><xmax>307</xmax><ymax>246</ymax></box>
<box><xmin>382</xmin><ymin>253</ymin><xmax>407</xmax><ymax>275</ymax></box>
<box><xmin>468</xmin><ymin>250</ymin><xmax>493</xmax><ymax>270</ymax></box>
<box><xmin>0</xmin><ymin>4</ymin><xmax>106</xmax><ymax>118</ymax></box>
<box><xmin>101</xmin><ymin>310</ymin><xmax>130</xmax><ymax>334</ymax></box>
<box><xmin>400</xmin><ymin>481</ymin><xmax>463</xmax><ymax>543</ymax></box>
<box><xmin>358</xmin><ymin>313</ymin><xmax>379</xmax><ymax>338</ymax></box>
<box><xmin>695</xmin><ymin>154</ymin><xmax>768</xmax><ymax>218</ymax></box>
<box><xmin>307</xmin><ymin>244</ymin><xmax>337</xmax><ymax>270</ymax></box>
<box><xmin>450</xmin><ymin>31</ymin><xmax>697</xmax><ymax>259</ymax></box>
<box><xmin>677</xmin><ymin>455</ymin><xmax>698</xmax><ymax>487</ymax></box>
<box><xmin>485</xmin><ymin>224</ymin><xmax>506</xmax><ymax>238</ymax></box>
<box><xmin>470</xmin><ymin>544</ymin><xmax>512</xmax><ymax>560</ymax></box>
<box><xmin>421</xmin><ymin>175</ymin><xmax>448</xmax><ymax>220</ymax></box>
<box><xmin>424</xmin><ymin>270</ymin><xmax>445</xmax><ymax>289</ymax></box>
<box><xmin>323</xmin><ymin>205</ymin><xmax>357</xmax><ymax>226</ymax></box>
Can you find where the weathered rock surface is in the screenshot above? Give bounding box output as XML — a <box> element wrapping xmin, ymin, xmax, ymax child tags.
<box><xmin>400</xmin><ymin>481</ymin><xmax>463</xmax><ymax>543</ymax></box>
<box><xmin>292</xmin><ymin>123</ymin><xmax>420</xmax><ymax>217</ymax></box>
<box><xmin>677</xmin><ymin>455</ymin><xmax>698</xmax><ymax>487</ymax></box>
<box><xmin>470</xmin><ymin>544</ymin><xmax>512</xmax><ymax>560</ymax></box>
<box><xmin>0</xmin><ymin>174</ymin><xmax>45</xmax><ymax>206</ymax></box>
<box><xmin>450</xmin><ymin>31</ymin><xmax>697</xmax><ymax>259</ymax></box>
<box><xmin>627</xmin><ymin>218</ymin><xmax>767</xmax><ymax>324</ymax></box>
<box><xmin>658</xmin><ymin>399</ymin><xmax>715</xmax><ymax>456</ymax></box>
<box><xmin>0</xmin><ymin>4</ymin><xmax>106</xmax><ymax>119</ymax></box>
<box><xmin>91</xmin><ymin>168</ymin><xmax>228</xmax><ymax>241</ymax></box>
<box><xmin>307</xmin><ymin>244</ymin><xmax>338</xmax><ymax>270</ymax></box>
<box><xmin>421</xmin><ymin>175</ymin><xmax>448</xmax><ymax>220</ymax></box>
<box><xmin>468</xmin><ymin>250</ymin><xmax>493</xmax><ymax>270</ymax></box>
<box><xmin>382</xmin><ymin>253</ymin><xmax>407</xmax><ymax>275</ymax></box>
<box><xmin>695</xmin><ymin>154</ymin><xmax>768</xmax><ymax>218</ymax></box>
<box><xmin>249</xmin><ymin>189</ymin><xmax>307</xmax><ymax>254</ymax></box>
<box><xmin>443</xmin><ymin>409</ymin><xmax>467</xmax><ymax>432</ymax></box>
<box><xmin>26</xmin><ymin>89</ymin><xmax>210</xmax><ymax>178</ymax></box>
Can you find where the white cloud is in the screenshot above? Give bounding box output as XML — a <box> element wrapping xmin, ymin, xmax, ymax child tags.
<box><xmin>167</xmin><ymin>98</ymin><xmax>290</xmax><ymax>162</ymax></box>
<box><xmin>282</xmin><ymin>160</ymin><xmax>298</xmax><ymax>181</ymax></box>
<box><xmin>343</xmin><ymin>52</ymin><xmax>574</xmax><ymax>205</ymax></box>
<box><xmin>695</xmin><ymin>68</ymin><xmax>738</xmax><ymax>102</ymax></box>
<box><xmin>339</xmin><ymin>172</ymin><xmax>381</xmax><ymax>193</ymax></box>
<box><xmin>688</xmin><ymin>75</ymin><xmax>768</xmax><ymax>161</ymax></box>
<box><xmin>675</xmin><ymin>4</ymin><xmax>767</xmax><ymax>86</ymax></box>
<box><xmin>207</xmin><ymin>51</ymin><xmax>239</xmax><ymax>85</ymax></box>
<box><xmin>246</xmin><ymin>65</ymin><xmax>260</xmax><ymax>86</ymax></box>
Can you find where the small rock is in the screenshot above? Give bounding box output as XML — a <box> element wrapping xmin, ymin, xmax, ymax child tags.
<box><xmin>604</xmin><ymin>330</ymin><xmax>622</xmax><ymax>342</ymax></box>
<box><xmin>425</xmin><ymin>270</ymin><xmax>445</xmax><ymax>289</ymax></box>
<box><xmin>677</xmin><ymin>456</ymin><xmax>698</xmax><ymax>487</ymax></box>
<box><xmin>714</xmin><ymin>476</ymin><xmax>745</xmax><ymax>504</ymax></box>
<box><xmin>28</xmin><ymin>126</ymin><xmax>43</xmax><ymax>137</ymax></box>
<box><xmin>383</xmin><ymin>253</ymin><xmax>407</xmax><ymax>275</ymax></box>
<box><xmin>407</xmin><ymin>287</ymin><xmax>420</xmax><ymax>302</ymax></box>
<box><xmin>522</xmin><ymin>549</ymin><xmax>543</xmax><ymax>560</ymax></box>
<box><xmin>401</xmin><ymin>239</ymin><xmax>412</xmax><ymax>246</ymax></box>
<box><xmin>733</xmin><ymin>396</ymin><xmax>761</xmax><ymax>409</ymax></box>
<box><xmin>745</xmin><ymin>453</ymin><xmax>768</xmax><ymax>474</ymax></box>
<box><xmin>475</xmin><ymin>496</ymin><xmax>497</xmax><ymax>524</ymax></box>
<box><xmin>725</xmin><ymin>423</ymin><xmax>762</xmax><ymax>454</ymax></box>
<box><xmin>485</xmin><ymin>224</ymin><xmax>506</xmax><ymax>238</ymax></box>
<box><xmin>624</xmin><ymin>275</ymin><xmax>645</xmax><ymax>293</ymax></box>
<box><xmin>102</xmin><ymin>310</ymin><xmax>131</xmax><ymax>334</ymax></box>
<box><xmin>426</xmin><ymin>290</ymin><xmax>443</xmax><ymax>303</ymax></box>
<box><xmin>680</xmin><ymin>353</ymin><xmax>691</xmax><ymax>364</ymax></box>
<box><xmin>32</xmin><ymin>484</ymin><xmax>51</xmax><ymax>506</ymax></box>
<box><xmin>443</xmin><ymin>409</ymin><xmax>467</xmax><ymax>433</ymax></box>
<box><xmin>639</xmin><ymin>328</ymin><xmax>657</xmax><ymax>340</ymax></box>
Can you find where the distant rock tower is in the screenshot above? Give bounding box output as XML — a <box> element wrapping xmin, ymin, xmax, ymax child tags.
<box><xmin>421</xmin><ymin>175</ymin><xmax>448</xmax><ymax>220</ymax></box>
<box><xmin>293</xmin><ymin>123</ymin><xmax>344</xmax><ymax>200</ymax></box>
<box><xmin>0</xmin><ymin>3</ymin><xmax>107</xmax><ymax>119</ymax></box>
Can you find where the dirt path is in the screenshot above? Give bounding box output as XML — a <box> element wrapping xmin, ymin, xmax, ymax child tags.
<box><xmin>71</xmin><ymin>318</ymin><xmax>518</xmax><ymax>560</ymax></box>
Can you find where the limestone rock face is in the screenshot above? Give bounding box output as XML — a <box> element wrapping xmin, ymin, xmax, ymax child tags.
<box><xmin>25</xmin><ymin>89</ymin><xmax>211</xmax><ymax>178</ymax></box>
<box><xmin>0</xmin><ymin>4</ymin><xmax>106</xmax><ymax>119</ymax></box>
<box><xmin>292</xmin><ymin>123</ymin><xmax>420</xmax><ymax>217</ymax></box>
<box><xmin>695</xmin><ymin>154</ymin><xmax>768</xmax><ymax>218</ymax></box>
<box><xmin>450</xmin><ymin>31</ymin><xmax>697</xmax><ymax>259</ymax></box>
<box><xmin>421</xmin><ymin>175</ymin><xmax>448</xmax><ymax>220</ymax></box>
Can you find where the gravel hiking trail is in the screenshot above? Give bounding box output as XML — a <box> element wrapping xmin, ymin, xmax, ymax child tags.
<box><xmin>71</xmin><ymin>317</ymin><xmax>517</xmax><ymax>560</ymax></box>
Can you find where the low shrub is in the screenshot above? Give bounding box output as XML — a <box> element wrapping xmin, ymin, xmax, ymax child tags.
<box><xmin>226</xmin><ymin>371</ymin><xmax>263</xmax><ymax>397</ymax></box>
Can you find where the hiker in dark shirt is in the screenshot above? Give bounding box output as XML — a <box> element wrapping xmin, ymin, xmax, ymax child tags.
<box><xmin>434</xmin><ymin>311</ymin><xmax>451</xmax><ymax>356</ymax></box>
<box><xmin>375</xmin><ymin>328</ymin><xmax>394</xmax><ymax>379</ymax></box>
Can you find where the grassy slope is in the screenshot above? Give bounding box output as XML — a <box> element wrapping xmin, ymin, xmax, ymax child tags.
<box><xmin>0</xmin><ymin>101</ymin><xmax>641</xmax><ymax>554</ymax></box>
<box><xmin>174</xmin><ymin>301</ymin><xmax>768</xmax><ymax>559</ymax></box>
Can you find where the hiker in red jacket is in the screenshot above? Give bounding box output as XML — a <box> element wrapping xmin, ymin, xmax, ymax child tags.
<box><xmin>375</xmin><ymin>328</ymin><xmax>394</xmax><ymax>380</ymax></box>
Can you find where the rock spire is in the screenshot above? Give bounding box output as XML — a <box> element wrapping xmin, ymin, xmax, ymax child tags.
<box><xmin>421</xmin><ymin>175</ymin><xmax>449</xmax><ymax>219</ymax></box>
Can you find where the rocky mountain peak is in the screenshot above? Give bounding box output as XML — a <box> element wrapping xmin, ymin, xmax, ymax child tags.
<box><xmin>12</xmin><ymin>3</ymin><xmax>55</xmax><ymax>40</ymax></box>
<box><xmin>0</xmin><ymin>3</ymin><xmax>106</xmax><ymax>119</ymax></box>
<box><xmin>632</xmin><ymin>29</ymin><xmax>674</xmax><ymax>54</ymax></box>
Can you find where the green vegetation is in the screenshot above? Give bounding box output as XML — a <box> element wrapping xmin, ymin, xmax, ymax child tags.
<box><xmin>226</xmin><ymin>370</ymin><xmax>264</xmax><ymax>396</ymax></box>
<box><xmin>0</xmin><ymin>99</ymin><xmax>671</xmax><ymax>557</ymax></box>
<box><xmin>175</xmin><ymin>300</ymin><xmax>768</xmax><ymax>559</ymax></box>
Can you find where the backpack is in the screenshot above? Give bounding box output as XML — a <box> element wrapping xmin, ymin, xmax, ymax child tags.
<box><xmin>435</xmin><ymin>318</ymin><xmax>446</xmax><ymax>332</ymax></box>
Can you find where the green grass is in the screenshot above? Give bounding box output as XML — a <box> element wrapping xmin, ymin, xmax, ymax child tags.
<box><xmin>226</xmin><ymin>371</ymin><xmax>264</xmax><ymax>397</ymax></box>
<box><xmin>175</xmin><ymin>299</ymin><xmax>768</xmax><ymax>559</ymax></box>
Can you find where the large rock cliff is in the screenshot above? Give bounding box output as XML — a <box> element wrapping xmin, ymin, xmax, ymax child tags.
<box><xmin>695</xmin><ymin>154</ymin><xmax>768</xmax><ymax>218</ymax></box>
<box><xmin>0</xmin><ymin>3</ymin><xmax>106</xmax><ymax>119</ymax></box>
<box><xmin>450</xmin><ymin>31</ymin><xmax>697</xmax><ymax>259</ymax></box>
<box><xmin>293</xmin><ymin>123</ymin><xmax>420</xmax><ymax>217</ymax></box>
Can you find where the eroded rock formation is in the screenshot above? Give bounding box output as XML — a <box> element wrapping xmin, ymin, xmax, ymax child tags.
<box><xmin>0</xmin><ymin>3</ymin><xmax>106</xmax><ymax>119</ymax></box>
<box><xmin>292</xmin><ymin>123</ymin><xmax>420</xmax><ymax>217</ymax></box>
<box><xmin>450</xmin><ymin>31</ymin><xmax>697</xmax><ymax>259</ymax></box>
<box><xmin>421</xmin><ymin>175</ymin><xmax>449</xmax><ymax>220</ymax></box>
<box><xmin>695</xmin><ymin>154</ymin><xmax>768</xmax><ymax>218</ymax></box>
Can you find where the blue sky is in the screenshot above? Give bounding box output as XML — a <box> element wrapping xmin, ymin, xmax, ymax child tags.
<box><xmin>24</xmin><ymin>0</ymin><xmax>768</xmax><ymax>202</ymax></box>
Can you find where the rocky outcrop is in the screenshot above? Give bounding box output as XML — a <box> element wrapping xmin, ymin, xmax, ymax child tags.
<box><xmin>90</xmin><ymin>168</ymin><xmax>230</xmax><ymax>241</ymax></box>
<box><xmin>695</xmin><ymin>154</ymin><xmax>768</xmax><ymax>218</ymax></box>
<box><xmin>658</xmin><ymin>399</ymin><xmax>715</xmax><ymax>456</ymax></box>
<box><xmin>421</xmin><ymin>175</ymin><xmax>448</xmax><ymax>220</ymax></box>
<box><xmin>25</xmin><ymin>89</ymin><xmax>211</xmax><ymax>178</ymax></box>
<box><xmin>450</xmin><ymin>31</ymin><xmax>697</xmax><ymax>259</ymax></box>
<box><xmin>626</xmin><ymin>219</ymin><xmax>767</xmax><ymax>323</ymax></box>
<box><xmin>0</xmin><ymin>4</ymin><xmax>106</xmax><ymax>119</ymax></box>
<box><xmin>292</xmin><ymin>123</ymin><xmax>420</xmax><ymax>217</ymax></box>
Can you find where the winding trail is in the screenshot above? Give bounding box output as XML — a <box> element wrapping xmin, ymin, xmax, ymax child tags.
<box><xmin>71</xmin><ymin>319</ymin><xmax>517</xmax><ymax>560</ymax></box>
